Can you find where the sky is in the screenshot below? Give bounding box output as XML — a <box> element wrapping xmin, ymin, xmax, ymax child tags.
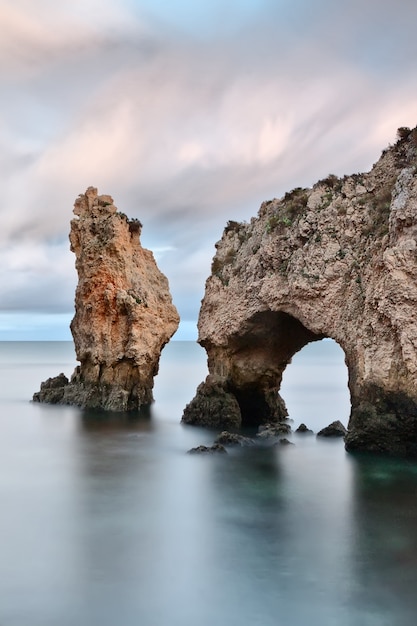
<box><xmin>0</xmin><ymin>0</ymin><xmax>416</xmax><ymax>340</ymax></box>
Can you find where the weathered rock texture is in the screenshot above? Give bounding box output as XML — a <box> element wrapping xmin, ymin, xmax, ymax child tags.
<box><xmin>183</xmin><ymin>127</ymin><xmax>417</xmax><ymax>457</ymax></box>
<box><xmin>317</xmin><ymin>421</ymin><xmax>348</xmax><ymax>438</ymax></box>
<box><xmin>34</xmin><ymin>187</ymin><xmax>179</xmax><ymax>411</ymax></box>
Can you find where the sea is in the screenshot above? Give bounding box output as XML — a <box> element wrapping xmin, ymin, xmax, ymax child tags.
<box><xmin>1</xmin><ymin>340</ymin><xmax>417</xmax><ymax>626</ymax></box>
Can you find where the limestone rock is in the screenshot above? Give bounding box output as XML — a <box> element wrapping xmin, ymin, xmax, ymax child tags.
<box><xmin>33</xmin><ymin>187</ymin><xmax>179</xmax><ymax>411</ymax></box>
<box><xmin>182</xmin><ymin>376</ymin><xmax>242</xmax><ymax>429</ymax></box>
<box><xmin>214</xmin><ymin>431</ymin><xmax>255</xmax><ymax>446</ymax></box>
<box><xmin>276</xmin><ymin>438</ymin><xmax>294</xmax><ymax>446</ymax></box>
<box><xmin>182</xmin><ymin>127</ymin><xmax>417</xmax><ymax>457</ymax></box>
<box><xmin>33</xmin><ymin>373</ymin><xmax>69</xmax><ymax>404</ymax></box>
<box><xmin>317</xmin><ymin>420</ymin><xmax>348</xmax><ymax>438</ymax></box>
<box><xmin>257</xmin><ymin>422</ymin><xmax>292</xmax><ymax>439</ymax></box>
<box><xmin>295</xmin><ymin>423</ymin><xmax>314</xmax><ymax>434</ymax></box>
<box><xmin>187</xmin><ymin>444</ymin><xmax>227</xmax><ymax>454</ymax></box>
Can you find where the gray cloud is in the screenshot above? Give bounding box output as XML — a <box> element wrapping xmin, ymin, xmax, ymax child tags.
<box><xmin>0</xmin><ymin>0</ymin><xmax>416</xmax><ymax>336</ymax></box>
<box><xmin>0</xmin><ymin>238</ymin><xmax>75</xmax><ymax>312</ymax></box>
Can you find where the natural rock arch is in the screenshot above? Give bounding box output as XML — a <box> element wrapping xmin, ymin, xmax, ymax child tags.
<box><xmin>183</xmin><ymin>127</ymin><xmax>417</xmax><ymax>457</ymax></box>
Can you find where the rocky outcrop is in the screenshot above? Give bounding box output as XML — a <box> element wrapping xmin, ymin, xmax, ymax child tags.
<box><xmin>34</xmin><ymin>187</ymin><xmax>179</xmax><ymax>411</ymax></box>
<box><xmin>214</xmin><ymin>431</ymin><xmax>255</xmax><ymax>446</ymax></box>
<box><xmin>187</xmin><ymin>444</ymin><xmax>227</xmax><ymax>455</ymax></box>
<box><xmin>295</xmin><ymin>423</ymin><xmax>314</xmax><ymax>434</ymax></box>
<box><xmin>277</xmin><ymin>438</ymin><xmax>294</xmax><ymax>446</ymax></box>
<box><xmin>257</xmin><ymin>422</ymin><xmax>292</xmax><ymax>439</ymax></box>
<box><xmin>317</xmin><ymin>421</ymin><xmax>347</xmax><ymax>438</ymax></box>
<box><xmin>182</xmin><ymin>127</ymin><xmax>417</xmax><ymax>457</ymax></box>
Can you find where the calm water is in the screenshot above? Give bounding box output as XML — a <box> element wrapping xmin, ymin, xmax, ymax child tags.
<box><xmin>1</xmin><ymin>341</ymin><xmax>417</xmax><ymax>626</ymax></box>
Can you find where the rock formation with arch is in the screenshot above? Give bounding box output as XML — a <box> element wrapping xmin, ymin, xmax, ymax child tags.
<box><xmin>34</xmin><ymin>187</ymin><xmax>179</xmax><ymax>411</ymax></box>
<box><xmin>182</xmin><ymin>127</ymin><xmax>417</xmax><ymax>457</ymax></box>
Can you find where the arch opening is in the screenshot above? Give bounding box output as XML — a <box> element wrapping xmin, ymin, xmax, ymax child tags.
<box><xmin>228</xmin><ymin>310</ymin><xmax>325</xmax><ymax>364</ymax></box>
<box><xmin>183</xmin><ymin>311</ymin><xmax>352</xmax><ymax>433</ymax></box>
<box><xmin>280</xmin><ymin>339</ymin><xmax>350</xmax><ymax>432</ymax></box>
<box><xmin>226</xmin><ymin>310</ymin><xmax>328</xmax><ymax>428</ymax></box>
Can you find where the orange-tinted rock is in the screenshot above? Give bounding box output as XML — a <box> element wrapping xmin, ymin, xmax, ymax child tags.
<box><xmin>34</xmin><ymin>187</ymin><xmax>179</xmax><ymax>411</ymax></box>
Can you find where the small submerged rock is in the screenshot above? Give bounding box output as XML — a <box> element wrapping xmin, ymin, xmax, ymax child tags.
<box><xmin>187</xmin><ymin>444</ymin><xmax>227</xmax><ymax>455</ymax></box>
<box><xmin>295</xmin><ymin>423</ymin><xmax>314</xmax><ymax>434</ymax></box>
<box><xmin>317</xmin><ymin>420</ymin><xmax>347</xmax><ymax>438</ymax></box>
<box><xmin>276</xmin><ymin>438</ymin><xmax>294</xmax><ymax>446</ymax></box>
<box><xmin>257</xmin><ymin>422</ymin><xmax>292</xmax><ymax>439</ymax></box>
<box><xmin>214</xmin><ymin>431</ymin><xmax>255</xmax><ymax>447</ymax></box>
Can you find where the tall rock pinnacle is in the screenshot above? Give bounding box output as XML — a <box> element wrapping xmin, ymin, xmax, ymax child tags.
<box><xmin>34</xmin><ymin>187</ymin><xmax>179</xmax><ymax>411</ymax></box>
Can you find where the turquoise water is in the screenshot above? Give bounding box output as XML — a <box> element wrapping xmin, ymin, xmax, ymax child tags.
<box><xmin>1</xmin><ymin>341</ymin><xmax>417</xmax><ymax>625</ymax></box>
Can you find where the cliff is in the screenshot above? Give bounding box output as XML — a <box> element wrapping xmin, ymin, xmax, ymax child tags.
<box><xmin>183</xmin><ymin>127</ymin><xmax>417</xmax><ymax>457</ymax></box>
<box><xmin>34</xmin><ymin>187</ymin><xmax>179</xmax><ymax>411</ymax></box>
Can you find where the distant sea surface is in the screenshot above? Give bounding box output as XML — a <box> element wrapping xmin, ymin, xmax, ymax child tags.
<box><xmin>1</xmin><ymin>340</ymin><xmax>417</xmax><ymax>626</ymax></box>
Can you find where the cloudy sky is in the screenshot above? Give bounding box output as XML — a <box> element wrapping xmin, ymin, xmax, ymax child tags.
<box><xmin>0</xmin><ymin>0</ymin><xmax>416</xmax><ymax>340</ymax></box>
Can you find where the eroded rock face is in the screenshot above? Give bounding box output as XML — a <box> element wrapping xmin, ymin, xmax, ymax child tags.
<box><xmin>182</xmin><ymin>127</ymin><xmax>417</xmax><ymax>457</ymax></box>
<box><xmin>34</xmin><ymin>187</ymin><xmax>179</xmax><ymax>411</ymax></box>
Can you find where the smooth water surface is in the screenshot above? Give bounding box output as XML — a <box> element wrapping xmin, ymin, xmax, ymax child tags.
<box><xmin>1</xmin><ymin>341</ymin><xmax>417</xmax><ymax>626</ymax></box>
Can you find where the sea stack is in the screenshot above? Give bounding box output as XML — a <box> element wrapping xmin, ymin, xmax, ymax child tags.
<box><xmin>182</xmin><ymin>127</ymin><xmax>417</xmax><ymax>457</ymax></box>
<box><xmin>34</xmin><ymin>187</ymin><xmax>179</xmax><ymax>411</ymax></box>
